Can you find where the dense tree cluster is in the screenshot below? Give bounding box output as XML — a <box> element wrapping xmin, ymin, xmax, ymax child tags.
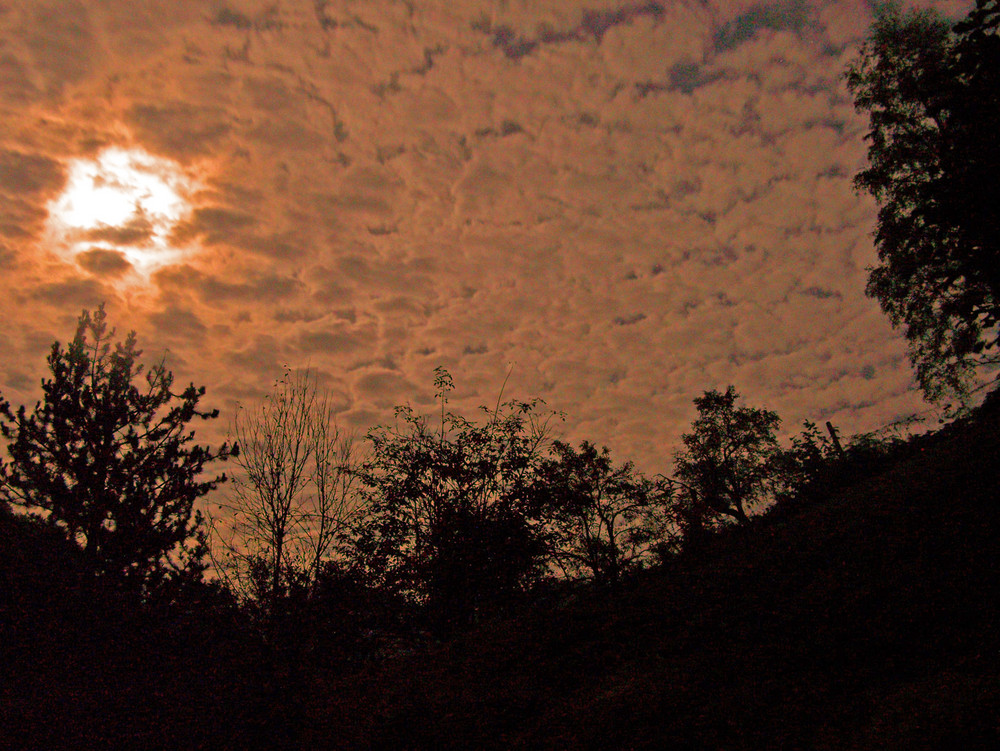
<box><xmin>847</xmin><ymin>0</ymin><xmax>1000</xmax><ymax>405</ymax></box>
<box><xmin>537</xmin><ymin>440</ymin><xmax>670</xmax><ymax>585</ymax></box>
<box><xmin>0</xmin><ymin>304</ymin><xmax>946</xmax><ymax>646</ymax></box>
<box><xmin>347</xmin><ymin>368</ymin><xmax>554</xmax><ymax>632</ymax></box>
<box><xmin>673</xmin><ymin>386</ymin><xmax>781</xmax><ymax>525</ymax></box>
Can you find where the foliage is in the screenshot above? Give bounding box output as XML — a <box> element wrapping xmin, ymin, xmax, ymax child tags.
<box><xmin>846</xmin><ymin>0</ymin><xmax>1000</xmax><ymax>406</ymax></box>
<box><xmin>772</xmin><ymin>416</ymin><xmax>928</xmax><ymax>506</ymax></box>
<box><xmin>673</xmin><ymin>386</ymin><xmax>781</xmax><ymax>525</ymax></box>
<box><xmin>214</xmin><ymin>368</ymin><xmax>358</xmax><ymax>618</ymax></box>
<box><xmin>0</xmin><ymin>306</ymin><xmax>232</xmax><ymax>595</ymax></box>
<box><xmin>536</xmin><ymin>440</ymin><xmax>670</xmax><ymax>584</ymax></box>
<box><xmin>309</xmin><ymin>402</ymin><xmax>1000</xmax><ymax>750</ymax></box>
<box><xmin>349</xmin><ymin>368</ymin><xmax>556</xmax><ymax>632</ymax></box>
<box><xmin>770</xmin><ymin>420</ymin><xmax>842</xmax><ymax>501</ymax></box>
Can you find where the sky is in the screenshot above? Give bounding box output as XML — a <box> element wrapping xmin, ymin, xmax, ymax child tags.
<box><xmin>0</xmin><ymin>0</ymin><xmax>974</xmax><ymax>481</ymax></box>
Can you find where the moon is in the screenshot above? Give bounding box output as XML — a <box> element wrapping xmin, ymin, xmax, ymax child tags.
<box><xmin>49</xmin><ymin>147</ymin><xmax>197</xmax><ymax>275</ymax></box>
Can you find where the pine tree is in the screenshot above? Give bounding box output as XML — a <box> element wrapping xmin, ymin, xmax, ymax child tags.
<box><xmin>0</xmin><ymin>306</ymin><xmax>234</xmax><ymax>595</ymax></box>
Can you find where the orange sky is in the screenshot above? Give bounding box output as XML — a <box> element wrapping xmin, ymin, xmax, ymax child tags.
<box><xmin>0</xmin><ymin>0</ymin><xmax>973</xmax><ymax>482</ymax></box>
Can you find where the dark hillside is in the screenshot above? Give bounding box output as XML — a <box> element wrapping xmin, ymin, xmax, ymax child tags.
<box><xmin>304</xmin><ymin>403</ymin><xmax>1000</xmax><ymax>749</ymax></box>
<box><xmin>0</xmin><ymin>509</ymin><xmax>273</xmax><ymax>750</ymax></box>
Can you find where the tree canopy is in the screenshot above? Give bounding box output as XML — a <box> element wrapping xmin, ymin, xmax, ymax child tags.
<box><xmin>673</xmin><ymin>386</ymin><xmax>781</xmax><ymax>525</ymax></box>
<box><xmin>537</xmin><ymin>440</ymin><xmax>668</xmax><ymax>585</ymax></box>
<box><xmin>846</xmin><ymin>0</ymin><xmax>1000</xmax><ymax>405</ymax></box>
<box><xmin>349</xmin><ymin>368</ymin><xmax>555</xmax><ymax>631</ymax></box>
<box><xmin>0</xmin><ymin>306</ymin><xmax>233</xmax><ymax>594</ymax></box>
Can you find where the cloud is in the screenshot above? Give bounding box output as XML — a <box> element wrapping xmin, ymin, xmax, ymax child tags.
<box><xmin>237</xmin><ymin>231</ymin><xmax>310</xmax><ymax>260</ymax></box>
<box><xmin>127</xmin><ymin>101</ymin><xmax>233</xmax><ymax>158</ymax></box>
<box><xmin>295</xmin><ymin>325</ymin><xmax>372</xmax><ymax>357</ymax></box>
<box><xmin>223</xmin><ymin>333</ymin><xmax>287</xmax><ymax>373</ymax></box>
<box><xmin>666</xmin><ymin>60</ymin><xmax>727</xmax><ymax>94</ymax></box>
<box><xmin>714</xmin><ymin>0</ymin><xmax>813</xmax><ymax>52</ymax></box>
<box><xmin>249</xmin><ymin>118</ymin><xmax>327</xmax><ymax>151</ymax></box>
<box><xmin>0</xmin><ymin>0</ymin><xmax>947</xmax><ymax>477</ymax></box>
<box><xmin>21</xmin><ymin>0</ymin><xmax>100</xmax><ymax>97</ymax></box>
<box><xmin>83</xmin><ymin>216</ymin><xmax>155</xmax><ymax>246</ymax></box>
<box><xmin>76</xmin><ymin>248</ymin><xmax>134</xmax><ymax>276</ymax></box>
<box><xmin>478</xmin><ymin>2</ymin><xmax>668</xmax><ymax>60</ymax></box>
<box><xmin>306</xmin><ymin>252</ymin><xmax>437</xmax><ymax>299</ymax></box>
<box><xmin>153</xmin><ymin>265</ymin><xmax>303</xmax><ymax>305</ymax></box>
<box><xmin>613</xmin><ymin>312</ymin><xmax>647</xmax><ymax>326</ymax></box>
<box><xmin>0</xmin><ymin>149</ymin><xmax>65</xmax><ymax>195</ymax></box>
<box><xmin>209</xmin><ymin>7</ymin><xmax>258</xmax><ymax>31</ymax></box>
<box><xmin>29</xmin><ymin>276</ymin><xmax>110</xmax><ymax>308</ymax></box>
<box><xmin>801</xmin><ymin>285</ymin><xmax>843</xmax><ymax>300</ymax></box>
<box><xmin>169</xmin><ymin>207</ymin><xmax>257</xmax><ymax>245</ymax></box>
<box><xmin>147</xmin><ymin>305</ymin><xmax>207</xmax><ymax>337</ymax></box>
<box><xmin>353</xmin><ymin>367</ymin><xmax>415</xmax><ymax>405</ymax></box>
<box><xmin>0</xmin><ymin>49</ymin><xmax>38</xmax><ymax>104</ymax></box>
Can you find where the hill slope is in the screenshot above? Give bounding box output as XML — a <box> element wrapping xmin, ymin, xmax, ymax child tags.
<box><xmin>304</xmin><ymin>406</ymin><xmax>1000</xmax><ymax>749</ymax></box>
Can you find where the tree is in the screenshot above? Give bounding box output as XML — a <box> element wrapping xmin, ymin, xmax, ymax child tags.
<box><xmin>214</xmin><ymin>368</ymin><xmax>358</xmax><ymax>615</ymax></box>
<box><xmin>0</xmin><ymin>306</ymin><xmax>233</xmax><ymax>594</ymax></box>
<box><xmin>768</xmin><ymin>419</ymin><xmax>844</xmax><ymax>505</ymax></box>
<box><xmin>846</xmin><ymin>0</ymin><xmax>1000</xmax><ymax>406</ymax></box>
<box><xmin>536</xmin><ymin>440</ymin><xmax>669</xmax><ymax>585</ymax></box>
<box><xmin>672</xmin><ymin>386</ymin><xmax>781</xmax><ymax>525</ymax></box>
<box><xmin>349</xmin><ymin>368</ymin><xmax>555</xmax><ymax>632</ymax></box>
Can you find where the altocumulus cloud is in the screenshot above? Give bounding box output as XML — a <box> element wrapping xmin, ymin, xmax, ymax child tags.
<box><xmin>0</xmin><ymin>0</ymin><xmax>958</xmax><ymax>476</ymax></box>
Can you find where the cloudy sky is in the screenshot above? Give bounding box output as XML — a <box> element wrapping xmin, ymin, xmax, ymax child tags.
<box><xmin>0</xmin><ymin>0</ymin><xmax>972</xmax><ymax>478</ymax></box>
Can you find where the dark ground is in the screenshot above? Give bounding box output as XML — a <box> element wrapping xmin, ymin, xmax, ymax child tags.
<box><xmin>3</xmin><ymin>402</ymin><xmax>998</xmax><ymax>749</ymax></box>
<box><xmin>303</xmin><ymin>405</ymin><xmax>1000</xmax><ymax>750</ymax></box>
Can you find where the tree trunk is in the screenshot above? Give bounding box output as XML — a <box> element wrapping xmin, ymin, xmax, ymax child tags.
<box><xmin>272</xmin><ymin>534</ymin><xmax>284</xmax><ymax>606</ymax></box>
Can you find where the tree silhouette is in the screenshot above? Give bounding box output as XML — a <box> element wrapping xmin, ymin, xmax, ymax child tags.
<box><xmin>673</xmin><ymin>386</ymin><xmax>781</xmax><ymax>525</ymax></box>
<box><xmin>769</xmin><ymin>420</ymin><xmax>842</xmax><ymax>502</ymax></box>
<box><xmin>349</xmin><ymin>368</ymin><xmax>555</xmax><ymax>632</ymax></box>
<box><xmin>214</xmin><ymin>368</ymin><xmax>359</xmax><ymax>625</ymax></box>
<box><xmin>846</xmin><ymin>0</ymin><xmax>1000</xmax><ymax>405</ymax></box>
<box><xmin>0</xmin><ymin>306</ymin><xmax>233</xmax><ymax>595</ymax></box>
<box><xmin>537</xmin><ymin>440</ymin><xmax>668</xmax><ymax>585</ymax></box>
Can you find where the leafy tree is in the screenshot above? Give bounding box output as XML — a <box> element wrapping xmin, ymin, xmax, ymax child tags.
<box><xmin>0</xmin><ymin>306</ymin><xmax>233</xmax><ymax>595</ymax></box>
<box><xmin>213</xmin><ymin>368</ymin><xmax>358</xmax><ymax>619</ymax></box>
<box><xmin>349</xmin><ymin>368</ymin><xmax>555</xmax><ymax>632</ymax></box>
<box><xmin>846</xmin><ymin>0</ymin><xmax>1000</xmax><ymax>405</ymax></box>
<box><xmin>537</xmin><ymin>440</ymin><xmax>669</xmax><ymax>585</ymax></box>
<box><xmin>770</xmin><ymin>420</ymin><xmax>841</xmax><ymax>501</ymax></box>
<box><xmin>673</xmin><ymin>386</ymin><xmax>781</xmax><ymax>525</ymax></box>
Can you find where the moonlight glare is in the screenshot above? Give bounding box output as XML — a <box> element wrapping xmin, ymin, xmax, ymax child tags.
<box><xmin>48</xmin><ymin>147</ymin><xmax>198</xmax><ymax>276</ymax></box>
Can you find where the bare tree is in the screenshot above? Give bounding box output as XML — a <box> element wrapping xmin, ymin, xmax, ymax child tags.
<box><xmin>212</xmin><ymin>369</ymin><xmax>358</xmax><ymax>610</ymax></box>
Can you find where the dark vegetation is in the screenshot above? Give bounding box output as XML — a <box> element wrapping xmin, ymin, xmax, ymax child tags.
<box><xmin>4</xmin><ymin>385</ymin><xmax>999</xmax><ymax>748</ymax></box>
<box><xmin>301</xmin><ymin>396</ymin><xmax>1000</xmax><ymax>749</ymax></box>
<box><xmin>846</xmin><ymin>0</ymin><xmax>1000</xmax><ymax>406</ymax></box>
<box><xmin>2</xmin><ymin>1</ymin><xmax>999</xmax><ymax>748</ymax></box>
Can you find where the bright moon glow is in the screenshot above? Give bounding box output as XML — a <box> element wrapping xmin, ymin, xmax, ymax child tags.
<box><xmin>49</xmin><ymin>147</ymin><xmax>196</xmax><ymax>274</ymax></box>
